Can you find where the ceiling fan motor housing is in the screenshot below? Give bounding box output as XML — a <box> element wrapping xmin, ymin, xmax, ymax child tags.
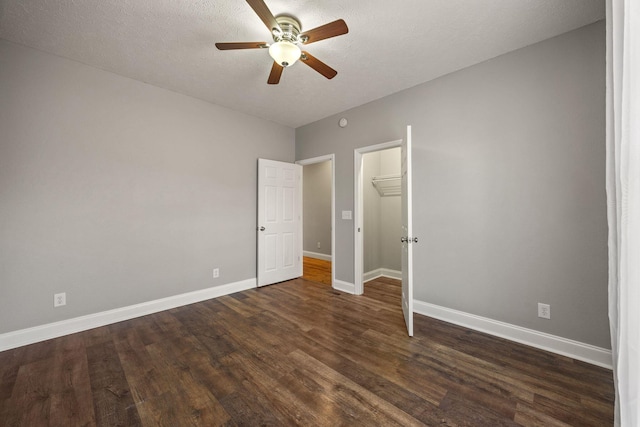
<box><xmin>272</xmin><ymin>16</ymin><xmax>304</xmax><ymax>44</ymax></box>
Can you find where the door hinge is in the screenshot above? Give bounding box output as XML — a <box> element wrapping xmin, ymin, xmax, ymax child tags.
<box><xmin>401</xmin><ymin>237</ymin><xmax>418</xmax><ymax>243</ymax></box>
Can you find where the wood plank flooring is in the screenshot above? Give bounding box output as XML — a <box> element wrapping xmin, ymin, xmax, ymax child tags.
<box><xmin>0</xmin><ymin>275</ymin><xmax>614</xmax><ymax>426</ymax></box>
<box><xmin>302</xmin><ymin>256</ymin><xmax>332</xmax><ymax>286</ymax></box>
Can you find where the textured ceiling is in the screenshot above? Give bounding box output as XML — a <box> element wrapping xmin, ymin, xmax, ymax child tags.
<box><xmin>0</xmin><ymin>0</ymin><xmax>604</xmax><ymax>128</ymax></box>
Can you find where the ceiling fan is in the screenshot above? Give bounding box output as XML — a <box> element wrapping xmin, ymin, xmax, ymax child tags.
<box><xmin>215</xmin><ymin>0</ymin><xmax>348</xmax><ymax>85</ymax></box>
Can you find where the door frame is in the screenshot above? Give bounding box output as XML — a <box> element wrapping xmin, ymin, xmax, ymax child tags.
<box><xmin>296</xmin><ymin>154</ymin><xmax>336</xmax><ymax>288</ymax></box>
<box><xmin>354</xmin><ymin>139</ymin><xmax>402</xmax><ymax>295</ymax></box>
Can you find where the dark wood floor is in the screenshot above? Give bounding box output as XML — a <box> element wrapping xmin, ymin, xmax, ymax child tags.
<box><xmin>0</xmin><ymin>275</ymin><xmax>614</xmax><ymax>426</ymax></box>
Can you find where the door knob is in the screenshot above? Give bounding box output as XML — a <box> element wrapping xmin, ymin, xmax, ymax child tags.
<box><xmin>400</xmin><ymin>237</ymin><xmax>407</xmax><ymax>243</ymax></box>
<box><xmin>258</xmin><ymin>226</ymin><xmax>266</xmax><ymax>231</ymax></box>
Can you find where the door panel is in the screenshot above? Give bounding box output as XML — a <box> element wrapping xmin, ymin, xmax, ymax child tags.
<box><xmin>283</xmin><ymin>187</ymin><xmax>294</xmax><ymax>221</ymax></box>
<box><xmin>401</xmin><ymin>125</ymin><xmax>414</xmax><ymax>337</ymax></box>
<box><xmin>283</xmin><ymin>232</ymin><xmax>295</xmax><ymax>267</ymax></box>
<box><xmin>265</xmin><ymin>186</ymin><xmax>277</xmax><ymax>222</ymax></box>
<box><xmin>258</xmin><ymin>159</ymin><xmax>302</xmax><ymax>287</ymax></box>
<box><xmin>265</xmin><ymin>234</ymin><xmax>277</xmax><ymax>272</ymax></box>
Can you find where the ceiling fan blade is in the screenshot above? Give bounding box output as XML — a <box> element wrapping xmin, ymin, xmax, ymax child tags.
<box><xmin>215</xmin><ymin>42</ymin><xmax>267</xmax><ymax>50</ymax></box>
<box><xmin>267</xmin><ymin>62</ymin><xmax>284</xmax><ymax>84</ymax></box>
<box><xmin>300</xmin><ymin>19</ymin><xmax>348</xmax><ymax>44</ymax></box>
<box><xmin>300</xmin><ymin>51</ymin><xmax>337</xmax><ymax>79</ymax></box>
<box><xmin>246</xmin><ymin>0</ymin><xmax>281</xmax><ymax>33</ymax></box>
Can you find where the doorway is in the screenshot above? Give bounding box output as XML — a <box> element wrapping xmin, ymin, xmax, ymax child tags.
<box><xmin>361</xmin><ymin>147</ymin><xmax>402</xmax><ymax>284</ymax></box>
<box><xmin>296</xmin><ymin>154</ymin><xmax>335</xmax><ymax>287</ymax></box>
<box><xmin>355</xmin><ymin>126</ymin><xmax>413</xmax><ymax>336</ymax></box>
<box><xmin>354</xmin><ymin>140</ymin><xmax>402</xmax><ymax>295</ymax></box>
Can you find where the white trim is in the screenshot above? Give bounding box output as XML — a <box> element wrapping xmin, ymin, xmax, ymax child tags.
<box><xmin>333</xmin><ymin>279</ymin><xmax>356</xmax><ymax>294</ymax></box>
<box><xmin>354</xmin><ymin>140</ymin><xmax>403</xmax><ymax>295</ymax></box>
<box><xmin>296</xmin><ymin>154</ymin><xmax>334</xmax><ymax>166</ymax></box>
<box><xmin>354</xmin><ymin>151</ymin><xmax>363</xmax><ymax>294</ymax></box>
<box><xmin>303</xmin><ymin>251</ymin><xmax>332</xmax><ymax>261</ymax></box>
<box><xmin>413</xmin><ymin>300</ymin><xmax>613</xmax><ymax>369</ymax></box>
<box><xmin>0</xmin><ymin>278</ymin><xmax>256</xmax><ymax>352</ymax></box>
<box><xmin>364</xmin><ymin>268</ymin><xmax>402</xmax><ymax>282</ymax></box>
<box><xmin>297</xmin><ymin>154</ymin><xmax>335</xmax><ymax>287</ymax></box>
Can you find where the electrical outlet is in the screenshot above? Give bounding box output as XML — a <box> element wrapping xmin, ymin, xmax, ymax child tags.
<box><xmin>54</xmin><ymin>292</ymin><xmax>66</xmax><ymax>307</ymax></box>
<box><xmin>317</xmin><ymin>241</ymin><xmax>321</xmax><ymax>249</ymax></box>
<box><xmin>213</xmin><ymin>268</ymin><xmax>220</xmax><ymax>278</ymax></box>
<box><xmin>538</xmin><ymin>303</ymin><xmax>550</xmax><ymax>319</ymax></box>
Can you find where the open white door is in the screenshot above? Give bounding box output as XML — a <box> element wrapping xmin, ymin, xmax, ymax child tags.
<box><xmin>257</xmin><ymin>159</ymin><xmax>302</xmax><ymax>287</ymax></box>
<box><xmin>401</xmin><ymin>125</ymin><xmax>414</xmax><ymax>336</ymax></box>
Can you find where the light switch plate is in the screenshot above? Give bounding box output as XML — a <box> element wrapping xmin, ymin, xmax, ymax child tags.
<box><xmin>342</xmin><ymin>210</ymin><xmax>352</xmax><ymax>220</ymax></box>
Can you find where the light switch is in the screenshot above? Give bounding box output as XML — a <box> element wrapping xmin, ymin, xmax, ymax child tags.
<box><xmin>342</xmin><ymin>210</ymin><xmax>352</xmax><ymax>220</ymax></box>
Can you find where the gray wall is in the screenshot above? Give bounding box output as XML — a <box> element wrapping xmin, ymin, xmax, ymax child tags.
<box><xmin>296</xmin><ymin>22</ymin><xmax>609</xmax><ymax>348</ymax></box>
<box><xmin>379</xmin><ymin>148</ymin><xmax>401</xmax><ymax>271</ymax></box>
<box><xmin>0</xmin><ymin>40</ymin><xmax>294</xmax><ymax>333</ymax></box>
<box><xmin>363</xmin><ymin>148</ymin><xmax>401</xmax><ymax>274</ymax></box>
<box><xmin>363</xmin><ymin>152</ymin><xmax>381</xmax><ymax>272</ymax></box>
<box><xmin>302</xmin><ymin>161</ymin><xmax>332</xmax><ymax>256</ymax></box>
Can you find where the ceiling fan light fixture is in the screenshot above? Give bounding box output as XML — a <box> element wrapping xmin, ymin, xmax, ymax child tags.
<box><xmin>269</xmin><ymin>41</ymin><xmax>301</xmax><ymax>67</ymax></box>
<box><xmin>216</xmin><ymin>1</ymin><xmax>348</xmax><ymax>84</ymax></box>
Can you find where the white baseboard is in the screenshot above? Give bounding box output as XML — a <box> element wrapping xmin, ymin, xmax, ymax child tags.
<box><xmin>2</xmin><ymin>280</ymin><xmax>612</xmax><ymax>369</ymax></box>
<box><xmin>0</xmin><ymin>278</ymin><xmax>256</xmax><ymax>352</ymax></box>
<box><xmin>413</xmin><ymin>300</ymin><xmax>612</xmax><ymax>369</ymax></box>
<box><xmin>364</xmin><ymin>268</ymin><xmax>402</xmax><ymax>282</ymax></box>
<box><xmin>303</xmin><ymin>251</ymin><xmax>332</xmax><ymax>261</ymax></box>
<box><xmin>333</xmin><ymin>279</ymin><xmax>356</xmax><ymax>294</ymax></box>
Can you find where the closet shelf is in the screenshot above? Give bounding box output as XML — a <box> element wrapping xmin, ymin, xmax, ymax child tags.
<box><xmin>372</xmin><ymin>175</ymin><xmax>401</xmax><ymax>197</ymax></box>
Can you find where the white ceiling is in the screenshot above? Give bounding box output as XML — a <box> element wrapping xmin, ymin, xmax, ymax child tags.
<box><xmin>0</xmin><ymin>0</ymin><xmax>604</xmax><ymax>128</ymax></box>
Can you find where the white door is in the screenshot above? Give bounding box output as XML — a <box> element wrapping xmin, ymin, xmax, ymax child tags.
<box><xmin>401</xmin><ymin>125</ymin><xmax>414</xmax><ymax>336</ymax></box>
<box><xmin>257</xmin><ymin>159</ymin><xmax>302</xmax><ymax>287</ymax></box>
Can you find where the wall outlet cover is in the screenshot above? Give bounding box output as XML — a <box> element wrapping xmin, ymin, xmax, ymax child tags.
<box><xmin>538</xmin><ymin>303</ymin><xmax>551</xmax><ymax>319</ymax></box>
<box><xmin>54</xmin><ymin>292</ymin><xmax>66</xmax><ymax>307</ymax></box>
